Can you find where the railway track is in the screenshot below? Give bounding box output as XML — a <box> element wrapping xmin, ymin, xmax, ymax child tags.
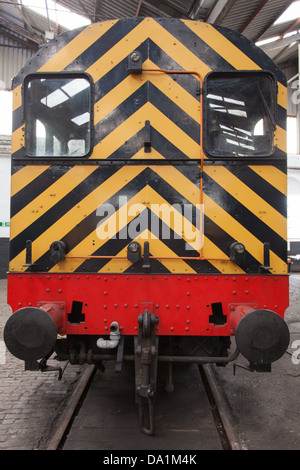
<box><xmin>42</xmin><ymin>359</ymin><xmax>246</xmax><ymax>451</ymax></box>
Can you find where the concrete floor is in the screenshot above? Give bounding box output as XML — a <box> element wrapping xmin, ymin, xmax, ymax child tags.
<box><xmin>212</xmin><ymin>273</ymin><xmax>300</xmax><ymax>450</ymax></box>
<box><xmin>0</xmin><ymin>275</ymin><xmax>299</xmax><ymax>450</ymax></box>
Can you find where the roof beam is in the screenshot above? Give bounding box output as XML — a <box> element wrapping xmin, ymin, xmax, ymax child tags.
<box><xmin>206</xmin><ymin>0</ymin><xmax>237</xmax><ymax>24</ymax></box>
<box><xmin>260</xmin><ymin>32</ymin><xmax>300</xmax><ymax>52</ymax></box>
<box><xmin>141</xmin><ymin>0</ymin><xmax>188</xmax><ymax>17</ymax></box>
<box><xmin>0</xmin><ymin>15</ymin><xmax>44</xmax><ymax>46</ymax></box>
<box><xmin>239</xmin><ymin>0</ymin><xmax>269</xmax><ymax>33</ymax></box>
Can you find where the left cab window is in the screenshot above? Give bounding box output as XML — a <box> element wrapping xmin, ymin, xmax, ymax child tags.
<box><xmin>24</xmin><ymin>75</ymin><xmax>91</xmax><ymax>157</ymax></box>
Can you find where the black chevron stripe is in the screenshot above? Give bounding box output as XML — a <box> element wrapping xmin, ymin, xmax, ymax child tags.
<box><xmin>11</xmin><ymin>166</ymin><xmax>70</xmax><ymax>217</ymax></box>
<box><xmin>214</xmin><ymin>25</ymin><xmax>286</xmax><ymax>86</ymax></box>
<box><xmin>148</xmin><ymin>82</ymin><xmax>200</xmax><ymax>144</ymax></box>
<box><xmin>225</xmin><ymin>165</ymin><xmax>287</xmax><ymax>217</ymax></box>
<box><xmin>94</xmin><ymin>82</ymin><xmax>148</xmax><ymax>142</ymax></box>
<box><xmin>9</xmin><ymin>165</ymin><xmax>120</xmax><ymax>261</ymax></box>
<box><xmin>64</xmin><ymin>18</ymin><xmax>143</xmax><ymax>73</ymax></box>
<box><xmin>204</xmin><ymin>172</ymin><xmax>287</xmax><ymax>262</ymax></box>
<box><xmin>156</xmin><ymin>18</ymin><xmax>235</xmax><ymax>72</ymax></box>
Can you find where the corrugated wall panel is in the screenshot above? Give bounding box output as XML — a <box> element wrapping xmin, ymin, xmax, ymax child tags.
<box><xmin>0</xmin><ymin>34</ymin><xmax>33</xmax><ymax>89</ymax></box>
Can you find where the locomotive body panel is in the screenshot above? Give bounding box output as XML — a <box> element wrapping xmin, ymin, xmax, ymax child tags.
<box><xmin>5</xmin><ymin>19</ymin><xmax>290</xmax><ymax>425</ymax></box>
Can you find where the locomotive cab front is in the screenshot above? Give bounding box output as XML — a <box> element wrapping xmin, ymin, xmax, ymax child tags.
<box><xmin>4</xmin><ymin>18</ymin><xmax>290</xmax><ymax>434</ymax></box>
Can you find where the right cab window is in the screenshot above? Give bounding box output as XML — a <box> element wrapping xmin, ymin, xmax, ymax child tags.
<box><xmin>205</xmin><ymin>72</ymin><xmax>275</xmax><ymax>157</ymax></box>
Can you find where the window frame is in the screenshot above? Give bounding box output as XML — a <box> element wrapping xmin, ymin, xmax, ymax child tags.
<box><xmin>23</xmin><ymin>72</ymin><xmax>94</xmax><ymax>159</ymax></box>
<box><xmin>203</xmin><ymin>70</ymin><xmax>277</xmax><ymax>159</ymax></box>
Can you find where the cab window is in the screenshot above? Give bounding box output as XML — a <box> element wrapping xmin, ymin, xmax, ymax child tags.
<box><xmin>24</xmin><ymin>74</ymin><xmax>91</xmax><ymax>157</ymax></box>
<box><xmin>205</xmin><ymin>72</ymin><xmax>275</xmax><ymax>157</ymax></box>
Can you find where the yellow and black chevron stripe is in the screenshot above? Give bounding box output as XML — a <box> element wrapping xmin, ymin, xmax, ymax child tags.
<box><xmin>9</xmin><ymin>18</ymin><xmax>287</xmax><ymax>276</ymax></box>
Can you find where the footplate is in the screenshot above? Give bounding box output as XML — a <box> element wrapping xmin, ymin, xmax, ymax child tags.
<box><xmin>134</xmin><ymin>309</ymin><xmax>159</xmax><ymax>435</ymax></box>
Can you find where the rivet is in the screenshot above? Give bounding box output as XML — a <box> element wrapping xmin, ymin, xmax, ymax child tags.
<box><xmin>176</xmin><ymin>304</ymin><xmax>180</xmax><ymax>309</ymax></box>
<box><xmin>187</xmin><ymin>319</ymin><xmax>190</xmax><ymax>324</ymax></box>
<box><xmin>187</xmin><ymin>292</ymin><xmax>190</xmax><ymax>296</ymax></box>
<box><xmin>186</xmin><ymin>306</ymin><xmax>190</xmax><ymax>310</ymax></box>
<box><xmin>114</xmin><ymin>303</ymin><xmax>118</xmax><ymax>308</ymax></box>
<box><xmin>166</xmin><ymin>304</ymin><xmax>169</xmax><ymax>309</ymax></box>
<box><xmin>105</xmin><ymin>326</ymin><xmax>108</xmax><ymax>331</ymax></box>
<box><xmin>245</xmin><ymin>290</ymin><xmax>249</xmax><ymax>294</ymax></box>
<box><xmin>46</xmin><ymin>288</ymin><xmax>50</xmax><ymax>293</ymax></box>
<box><xmin>58</xmin><ymin>289</ymin><xmax>62</xmax><ymax>293</ymax></box>
<box><xmin>124</xmin><ymin>303</ymin><xmax>128</xmax><ymax>308</ymax></box>
<box><xmin>104</xmin><ymin>291</ymin><xmax>107</xmax><ymax>295</ymax></box>
<box><xmin>170</xmin><ymin>327</ymin><xmax>174</xmax><ymax>331</ymax></box>
<box><xmin>185</xmin><ymin>327</ymin><xmax>189</xmax><ymax>331</ymax></box>
<box><xmin>232</xmin><ymin>290</ymin><xmax>237</xmax><ymax>295</ymax></box>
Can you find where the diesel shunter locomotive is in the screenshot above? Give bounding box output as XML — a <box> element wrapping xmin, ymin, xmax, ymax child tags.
<box><xmin>4</xmin><ymin>17</ymin><xmax>290</xmax><ymax>435</ymax></box>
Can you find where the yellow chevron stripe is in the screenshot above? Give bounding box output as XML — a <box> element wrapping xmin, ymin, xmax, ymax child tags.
<box><xmin>277</xmin><ymin>82</ymin><xmax>287</xmax><ymax>110</ymax></box>
<box><xmin>12</xmin><ymin>85</ymin><xmax>22</xmax><ymax>112</ymax></box>
<box><xmin>39</xmin><ymin>22</ymin><xmax>117</xmax><ymax>72</ymax></box>
<box><xmin>9</xmin><ymin>166</ymin><xmax>145</xmax><ymax>272</ymax></box>
<box><xmin>249</xmin><ymin>166</ymin><xmax>287</xmax><ymax>195</ymax></box>
<box><xmin>143</xmin><ymin>60</ymin><xmax>200</xmax><ymax>122</ymax></box>
<box><xmin>183</xmin><ymin>22</ymin><xmax>260</xmax><ymax>71</ymax></box>
<box><xmin>154</xmin><ymin>165</ymin><xmax>286</xmax><ymax>273</ymax></box>
<box><xmin>94</xmin><ymin>59</ymin><xmax>200</xmax><ymax>126</ymax></box>
<box><xmin>205</xmin><ymin>166</ymin><xmax>287</xmax><ymax>240</ymax></box>
<box><xmin>11</xmin><ymin>165</ymin><xmax>50</xmax><ymax>197</ymax></box>
<box><xmin>274</xmin><ymin>126</ymin><xmax>287</xmax><ymax>153</ymax></box>
<box><xmin>11</xmin><ymin>126</ymin><xmax>24</xmax><ymax>155</ymax></box>
<box><xmin>51</xmin><ymin>189</ymin><xmax>144</xmax><ymax>272</ymax></box>
<box><xmin>131</xmin><ymin>148</ymin><xmax>165</xmax><ymax>159</ymax></box>
<box><xmin>10</xmin><ymin>166</ymin><xmax>97</xmax><ymax>240</ymax></box>
<box><xmin>92</xmin><ymin>102</ymin><xmax>200</xmax><ymax>159</ymax></box>
<box><xmin>87</xmin><ymin>18</ymin><xmax>210</xmax><ymax>83</ymax></box>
